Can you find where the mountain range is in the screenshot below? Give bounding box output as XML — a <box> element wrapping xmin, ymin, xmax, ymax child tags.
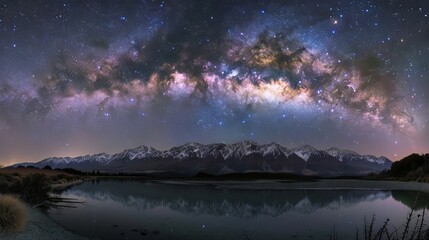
<box><xmin>12</xmin><ymin>141</ymin><xmax>392</xmax><ymax>176</ymax></box>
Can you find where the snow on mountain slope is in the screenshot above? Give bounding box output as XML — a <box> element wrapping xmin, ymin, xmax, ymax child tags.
<box><xmin>112</xmin><ymin>146</ymin><xmax>161</xmax><ymax>161</ymax></box>
<box><xmin>10</xmin><ymin>141</ymin><xmax>392</xmax><ymax>175</ymax></box>
<box><xmin>225</xmin><ymin>141</ymin><xmax>260</xmax><ymax>159</ymax></box>
<box><xmin>165</xmin><ymin>142</ymin><xmax>205</xmax><ymax>160</ymax></box>
<box><xmin>325</xmin><ymin>147</ymin><xmax>361</xmax><ymax>162</ymax></box>
<box><xmin>76</xmin><ymin>153</ymin><xmax>111</xmax><ymax>163</ymax></box>
<box><xmin>292</xmin><ymin>145</ymin><xmax>320</xmax><ymax>161</ymax></box>
<box><xmin>326</xmin><ymin>147</ymin><xmax>389</xmax><ymax>165</ymax></box>
<box><xmin>364</xmin><ymin>155</ymin><xmax>390</xmax><ymax>164</ymax></box>
<box><xmin>261</xmin><ymin>142</ymin><xmax>289</xmax><ymax>158</ymax></box>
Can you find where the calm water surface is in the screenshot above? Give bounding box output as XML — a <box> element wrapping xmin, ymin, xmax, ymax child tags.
<box><xmin>48</xmin><ymin>180</ymin><xmax>429</xmax><ymax>240</ymax></box>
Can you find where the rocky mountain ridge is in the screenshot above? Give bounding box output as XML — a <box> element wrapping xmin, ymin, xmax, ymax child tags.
<box><xmin>12</xmin><ymin>141</ymin><xmax>392</xmax><ymax>176</ymax></box>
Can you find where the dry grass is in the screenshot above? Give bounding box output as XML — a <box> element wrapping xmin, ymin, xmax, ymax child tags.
<box><xmin>0</xmin><ymin>195</ymin><xmax>27</xmax><ymax>233</ymax></box>
<box><xmin>0</xmin><ymin>167</ymin><xmax>72</xmax><ymax>177</ymax></box>
<box><xmin>330</xmin><ymin>209</ymin><xmax>429</xmax><ymax>240</ymax></box>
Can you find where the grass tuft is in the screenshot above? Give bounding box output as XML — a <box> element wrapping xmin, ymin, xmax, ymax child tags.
<box><xmin>0</xmin><ymin>195</ymin><xmax>27</xmax><ymax>233</ymax></box>
<box><xmin>333</xmin><ymin>210</ymin><xmax>429</xmax><ymax>240</ymax></box>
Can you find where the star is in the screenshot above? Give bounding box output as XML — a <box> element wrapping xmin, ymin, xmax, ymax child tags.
<box><xmin>0</xmin><ymin>0</ymin><xmax>426</xmax><ymax>164</ymax></box>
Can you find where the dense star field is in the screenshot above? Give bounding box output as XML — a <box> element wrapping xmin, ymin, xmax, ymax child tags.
<box><xmin>0</xmin><ymin>0</ymin><xmax>428</xmax><ymax>165</ymax></box>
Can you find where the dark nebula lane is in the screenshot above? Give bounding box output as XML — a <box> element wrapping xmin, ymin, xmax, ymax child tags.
<box><xmin>0</xmin><ymin>0</ymin><xmax>428</xmax><ymax>165</ymax></box>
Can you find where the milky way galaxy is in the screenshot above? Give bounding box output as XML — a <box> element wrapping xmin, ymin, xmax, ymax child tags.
<box><xmin>1</xmin><ymin>0</ymin><xmax>428</xmax><ymax>164</ymax></box>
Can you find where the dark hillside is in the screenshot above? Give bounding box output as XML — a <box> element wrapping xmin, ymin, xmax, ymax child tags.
<box><xmin>387</xmin><ymin>153</ymin><xmax>429</xmax><ymax>181</ymax></box>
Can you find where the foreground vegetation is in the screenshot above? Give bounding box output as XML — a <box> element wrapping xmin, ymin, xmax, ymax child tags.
<box><xmin>1</xmin><ymin>158</ymin><xmax>429</xmax><ymax>237</ymax></box>
<box><xmin>0</xmin><ymin>168</ymin><xmax>84</xmax><ymax>204</ymax></box>
<box><xmin>0</xmin><ymin>195</ymin><xmax>27</xmax><ymax>233</ymax></box>
<box><xmin>330</xmin><ymin>210</ymin><xmax>429</xmax><ymax>240</ymax></box>
<box><xmin>388</xmin><ymin>154</ymin><xmax>429</xmax><ymax>182</ymax></box>
<box><xmin>0</xmin><ymin>168</ymin><xmax>85</xmax><ymax>234</ymax></box>
<box><xmin>366</xmin><ymin>154</ymin><xmax>429</xmax><ymax>183</ymax></box>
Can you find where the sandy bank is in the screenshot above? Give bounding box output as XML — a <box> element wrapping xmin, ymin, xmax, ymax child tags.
<box><xmin>0</xmin><ymin>205</ymin><xmax>87</xmax><ymax>240</ymax></box>
<box><xmin>51</xmin><ymin>179</ymin><xmax>84</xmax><ymax>189</ymax></box>
<box><xmin>157</xmin><ymin>179</ymin><xmax>429</xmax><ymax>192</ymax></box>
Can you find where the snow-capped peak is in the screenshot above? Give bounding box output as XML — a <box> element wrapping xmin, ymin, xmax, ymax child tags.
<box><xmin>325</xmin><ymin>147</ymin><xmax>391</xmax><ymax>165</ymax></box>
<box><xmin>112</xmin><ymin>145</ymin><xmax>161</xmax><ymax>160</ymax></box>
<box><xmin>292</xmin><ymin>145</ymin><xmax>319</xmax><ymax>161</ymax></box>
<box><xmin>226</xmin><ymin>141</ymin><xmax>260</xmax><ymax>159</ymax></box>
<box><xmin>166</xmin><ymin>142</ymin><xmax>206</xmax><ymax>159</ymax></box>
<box><xmin>40</xmin><ymin>157</ymin><xmax>74</xmax><ymax>165</ymax></box>
<box><xmin>325</xmin><ymin>147</ymin><xmax>360</xmax><ymax>161</ymax></box>
<box><xmin>364</xmin><ymin>155</ymin><xmax>390</xmax><ymax>164</ymax></box>
<box><xmin>260</xmin><ymin>142</ymin><xmax>289</xmax><ymax>157</ymax></box>
<box><xmin>10</xmin><ymin>141</ymin><xmax>392</xmax><ymax>176</ymax></box>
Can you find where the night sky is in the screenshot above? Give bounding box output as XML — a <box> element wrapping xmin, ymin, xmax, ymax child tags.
<box><xmin>1</xmin><ymin>0</ymin><xmax>428</xmax><ymax>165</ymax></box>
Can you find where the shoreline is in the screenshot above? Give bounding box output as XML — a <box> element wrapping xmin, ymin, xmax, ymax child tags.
<box><xmin>0</xmin><ymin>204</ymin><xmax>88</xmax><ymax>240</ymax></box>
<box><xmin>51</xmin><ymin>179</ymin><xmax>85</xmax><ymax>189</ymax></box>
<box><xmin>152</xmin><ymin>179</ymin><xmax>429</xmax><ymax>193</ymax></box>
<box><xmin>3</xmin><ymin>179</ymin><xmax>429</xmax><ymax>240</ymax></box>
<box><xmin>0</xmin><ymin>180</ymin><xmax>87</xmax><ymax>239</ymax></box>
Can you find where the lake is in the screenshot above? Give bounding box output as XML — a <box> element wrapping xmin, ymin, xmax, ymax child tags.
<box><xmin>47</xmin><ymin>180</ymin><xmax>429</xmax><ymax>240</ymax></box>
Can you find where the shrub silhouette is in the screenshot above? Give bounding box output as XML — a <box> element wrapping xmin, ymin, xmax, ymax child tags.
<box><xmin>0</xmin><ymin>195</ymin><xmax>27</xmax><ymax>233</ymax></box>
<box><xmin>389</xmin><ymin>154</ymin><xmax>429</xmax><ymax>179</ymax></box>
<box><xmin>43</xmin><ymin>165</ymin><xmax>52</xmax><ymax>170</ymax></box>
<box><xmin>0</xmin><ymin>179</ymin><xmax>10</xmax><ymax>193</ymax></box>
<box><xmin>17</xmin><ymin>174</ymin><xmax>50</xmax><ymax>204</ymax></box>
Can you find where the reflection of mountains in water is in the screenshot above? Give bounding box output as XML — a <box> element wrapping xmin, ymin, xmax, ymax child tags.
<box><xmin>391</xmin><ymin>190</ymin><xmax>429</xmax><ymax>210</ymax></box>
<box><xmin>64</xmin><ymin>181</ymin><xmax>391</xmax><ymax>218</ymax></box>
